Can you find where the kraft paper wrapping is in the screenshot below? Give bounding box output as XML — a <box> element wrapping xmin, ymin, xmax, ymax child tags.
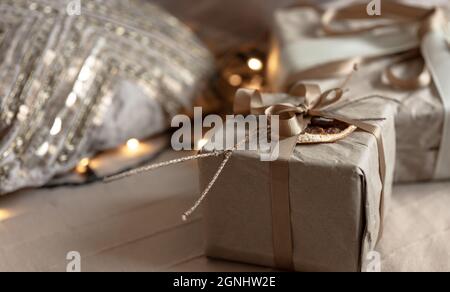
<box><xmin>269</xmin><ymin>5</ymin><xmax>449</xmax><ymax>182</ymax></box>
<box><xmin>198</xmin><ymin>98</ymin><xmax>396</xmax><ymax>272</ymax></box>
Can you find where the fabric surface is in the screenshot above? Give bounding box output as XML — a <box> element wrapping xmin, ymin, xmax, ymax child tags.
<box><xmin>0</xmin><ymin>150</ymin><xmax>448</xmax><ymax>272</ymax></box>
<box><xmin>378</xmin><ymin>182</ymin><xmax>450</xmax><ymax>272</ymax></box>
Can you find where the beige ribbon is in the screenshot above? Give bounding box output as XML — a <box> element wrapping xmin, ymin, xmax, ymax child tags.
<box><xmin>283</xmin><ymin>2</ymin><xmax>450</xmax><ymax>181</ymax></box>
<box><xmin>382</xmin><ymin>7</ymin><xmax>447</xmax><ymax>91</ymax></box>
<box><xmin>321</xmin><ymin>2</ymin><xmax>430</xmax><ymax>36</ymax></box>
<box><xmin>318</xmin><ymin>4</ymin><xmax>450</xmax><ymax>179</ymax></box>
<box><xmin>283</xmin><ymin>2</ymin><xmax>445</xmax><ymax>91</ymax></box>
<box><xmin>235</xmin><ymin>82</ymin><xmax>387</xmax><ymax>270</ymax></box>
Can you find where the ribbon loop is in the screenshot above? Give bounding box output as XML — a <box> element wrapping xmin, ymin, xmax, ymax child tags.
<box><xmin>314</xmin><ymin>88</ymin><xmax>345</xmax><ymax>109</ymax></box>
<box><xmin>289</xmin><ymin>82</ymin><xmax>321</xmax><ymax>102</ymax></box>
<box><xmin>265</xmin><ymin>104</ymin><xmax>305</xmax><ymax>138</ymax></box>
<box><xmin>314</xmin><ymin>4</ymin><xmax>448</xmax><ymax>93</ymax></box>
<box><xmin>321</xmin><ymin>2</ymin><xmax>432</xmax><ymax>37</ymax></box>
<box><xmin>234</xmin><ymin>88</ymin><xmax>265</xmax><ymax>115</ymax></box>
<box><xmin>287</xmin><ymin>82</ymin><xmax>342</xmax><ymax>110</ymax></box>
<box><xmin>384</xmin><ymin>60</ymin><xmax>431</xmax><ymax>90</ymax></box>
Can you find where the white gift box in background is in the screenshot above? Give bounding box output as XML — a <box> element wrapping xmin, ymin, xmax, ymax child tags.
<box><xmin>268</xmin><ymin>1</ymin><xmax>450</xmax><ymax>182</ymax></box>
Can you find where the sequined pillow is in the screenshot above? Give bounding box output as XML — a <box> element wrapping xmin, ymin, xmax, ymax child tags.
<box><xmin>0</xmin><ymin>0</ymin><xmax>214</xmax><ymax>194</ymax></box>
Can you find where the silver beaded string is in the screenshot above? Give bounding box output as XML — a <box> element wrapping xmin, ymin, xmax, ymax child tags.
<box><xmin>181</xmin><ymin>150</ymin><xmax>233</xmax><ymax>221</ymax></box>
<box><xmin>103</xmin><ymin>125</ymin><xmax>262</xmax><ymax>221</ymax></box>
<box><xmin>104</xmin><ymin>151</ymin><xmax>224</xmax><ymax>183</ymax></box>
<box><xmin>180</xmin><ymin>126</ymin><xmax>265</xmax><ymax>220</ymax></box>
<box><xmin>104</xmin><ymin>150</ymin><xmax>231</xmax><ymax>221</ymax></box>
<box><xmin>104</xmin><ymin>126</ymin><xmax>265</xmax><ymax>221</ymax></box>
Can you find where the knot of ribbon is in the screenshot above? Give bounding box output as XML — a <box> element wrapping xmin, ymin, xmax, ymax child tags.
<box><xmin>235</xmin><ymin>83</ymin><xmax>347</xmax><ymax>138</ymax></box>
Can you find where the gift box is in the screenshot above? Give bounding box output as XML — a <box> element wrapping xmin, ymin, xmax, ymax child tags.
<box><xmin>198</xmin><ymin>89</ymin><xmax>396</xmax><ymax>272</ymax></box>
<box><xmin>268</xmin><ymin>1</ymin><xmax>450</xmax><ymax>182</ymax></box>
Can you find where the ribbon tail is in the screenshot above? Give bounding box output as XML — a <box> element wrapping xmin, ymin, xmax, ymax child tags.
<box><xmin>271</xmin><ymin>136</ymin><xmax>297</xmax><ymax>270</ymax></box>
<box><xmin>421</xmin><ymin>26</ymin><xmax>450</xmax><ymax>179</ymax></box>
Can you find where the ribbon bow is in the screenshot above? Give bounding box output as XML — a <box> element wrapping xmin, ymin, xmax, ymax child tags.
<box><xmin>235</xmin><ymin>80</ymin><xmax>383</xmax><ymax>149</ymax></box>
<box><xmin>236</xmin><ymin>83</ymin><xmax>348</xmax><ymax>137</ymax></box>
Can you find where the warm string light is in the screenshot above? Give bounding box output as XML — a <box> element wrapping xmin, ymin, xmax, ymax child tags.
<box><xmin>70</xmin><ymin>59</ymin><xmax>265</xmax><ymax>177</ymax></box>
<box><xmin>69</xmin><ymin>58</ymin><xmax>265</xmax><ymax>175</ymax></box>
<box><xmin>196</xmin><ymin>138</ymin><xmax>209</xmax><ymax>150</ymax></box>
<box><xmin>74</xmin><ymin>138</ymin><xmax>143</xmax><ymax>175</ymax></box>
<box><xmin>247</xmin><ymin>57</ymin><xmax>263</xmax><ymax>71</ymax></box>
<box><xmin>126</xmin><ymin>138</ymin><xmax>141</xmax><ymax>152</ymax></box>
<box><xmin>226</xmin><ymin>57</ymin><xmax>265</xmax><ymax>89</ymax></box>
<box><xmin>228</xmin><ymin>74</ymin><xmax>243</xmax><ymax>87</ymax></box>
<box><xmin>229</xmin><ymin>54</ymin><xmax>265</xmax><ymax>86</ymax></box>
<box><xmin>0</xmin><ymin>209</ymin><xmax>12</xmax><ymax>222</ymax></box>
<box><xmin>76</xmin><ymin>157</ymin><xmax>90</xmax><ymax>174</ymax></box>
